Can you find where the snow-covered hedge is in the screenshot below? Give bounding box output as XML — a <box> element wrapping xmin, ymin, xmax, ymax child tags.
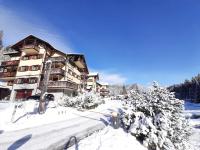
<box><xmin>61</xmin><ymin>92</ymin><xmax>104</xmax><ymax>109</ymax></box>
<box><xmin>121</xmin><ymin>82</ymin><xmax>191</xmax><ymax>150</ymax></box>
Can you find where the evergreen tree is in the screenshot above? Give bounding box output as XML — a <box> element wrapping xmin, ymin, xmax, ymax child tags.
<box><xmin>122</xmin><ymin>82</ymin><xmax>190</xmax><ymax>150</ymax></box>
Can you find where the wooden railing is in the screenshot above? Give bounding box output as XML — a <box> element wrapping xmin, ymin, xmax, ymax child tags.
<box><xmin>3</xmin><ymin>48</ymin><xmax>19</xmax><ymax>55</ymax></box>
<box><xmin>100</xmin><ymin>89</ymin><xmax>109</xmax><ymax>92</ymax></box>
<box><xmin>0</xmin><ymin>72</ymin><xmax>16</xmax><ymax>78</ymax></box>
<box><xmin>50</xmin><ymin>68</ymin><xmax>65</xmax><ymax>76</ymax></box>
<box><xmin>40</xmin><ymin>81</ymin><xmax>78</xmax><ymax>90</ymax></box>
<box><xmin>1</xmin><ymin>60</ymin><xmax>19</xmax><ymax>66</ymax></box>
<box><xmin>20</xmin><ymin>44</ymin><xmax>40</xmax><ymax>51</ymax></box>
<box><xmin>49</xmin><ymin>57</ymin><xmax>66</xmax><ymax>62</ymax></box>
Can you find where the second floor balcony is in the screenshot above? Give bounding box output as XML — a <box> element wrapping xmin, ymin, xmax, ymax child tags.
<box><xmin>3</xmin><ymin>47</ymin><xmax>20</xmax><ymax>56</ymax></box>
<box><xmin>1</xmin><ymin>60</ymin><xmax>19</xmax><ymax>66</ymax></box>
<box><xmin>50</xmin><ymin>68</ymin><xmax>65</xmax><ymax>76</ymax></box>
<box><xmin>100</xmin><ymin>89</ymin><xmax>109</xmax><ymax>93</ymax></box>
<box><xmin>40</xmin><ymin>80</ymin><xmax>78</xmax><ymax>90</ymax></box>
<box><xmin>48</xmin><ymin>57</ymin><xmax>66</xmax><ymax>63</ymax></box>
<box><xmin>20</xmin><ymin>44</ymin><xmax>40</xmax><ymax>55</ymax></box>
<box><xmin>0</xmin><ymin>72</ymin><xmax>16</xmax><ymax>78</ymax></box>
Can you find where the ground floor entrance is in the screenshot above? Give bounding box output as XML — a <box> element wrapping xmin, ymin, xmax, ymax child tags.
<box><xmin>0</xmin><ymin>88</ymin><xmax>11</xmax><ymax>100</ymax></box>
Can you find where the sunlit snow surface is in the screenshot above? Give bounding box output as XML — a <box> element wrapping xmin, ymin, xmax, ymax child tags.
<box><xmin>69</xmin><ymin>101</ymin><xmax>200</xmax><ymax>150</ymax></box>
<box><xmin>0</xmin><ymin>100</ymin><xmax>199</xmax><ymax>150</ymax></box>
<box><xmin>68</xmin><ymin>126</ymin><xmax>147</xmax><ymax>150</ymax></box>
<box><xmin>184</xmin><ymin>102</ymin><xmax>200</xmax><ymax>150</ymax></box>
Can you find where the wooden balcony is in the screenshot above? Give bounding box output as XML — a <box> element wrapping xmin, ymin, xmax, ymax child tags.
<box><xmin>75</xmin><ymin>60</ymin><xmax>85</xmax><ymax>69</ymax></box>
<box><xmin>49</xmin><ymin>57</ymin><xmax>66</xmax><ymax>63</ymax></box>
<box><xmin>1</xmin><ymin>60</ymin><xmax>19</xmax><ymax>66</ymax></box>
<box><xmin>0</xmin><ymin>72</ymin><xmax>16</xmax><ymax>78</ymax></box>
<box><xmin>40</xmin><ymin>81</ymin><xmax>78</xmax><ymax>90</ymax></box>
<box><xmin>100</xmin><ymin>89</ymin><xmax>109</xmax><ymax>93</ymax></box>
<box><xmin>3</xmin><ymin>48</ymin><xmax>19</xmax><ymax>55</ymax></box>
<box><xmin>50</xmin><ymin>68</ymin><xmax>65</xmax><ymax>76</ymax></box>
<box><xmin>20</xmin><ymin>44</ymin><xmax>40</xmax><ymax>55</ymax></box>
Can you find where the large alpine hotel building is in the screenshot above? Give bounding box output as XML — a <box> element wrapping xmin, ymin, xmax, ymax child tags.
<box><xmin>0</xmin><ymin>35</ymin><xmax>109</xmax><ymax>101</ymax></box>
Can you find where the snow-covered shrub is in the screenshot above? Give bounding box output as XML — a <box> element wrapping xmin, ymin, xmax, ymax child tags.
<box><xmin>122</xmin><ymin>82</ymin><xmax>190</xmax><ymax>150</ymax></box>
<box><xmin>62</xmin><ymin>92</ymin><xmax>103</xmax><ymax>109</ymax></box>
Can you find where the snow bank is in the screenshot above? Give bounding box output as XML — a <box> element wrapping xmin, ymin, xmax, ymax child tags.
<box><xmin>68</xmin><ymin>126</ymin><xmax>147</xmax><ymax>150</ymax></box>
<box><xmin>0</xmin><ymin>100</ymin><xmax>80</xmax><ymax>131</ymax></box>
<box><xmin>0</xmin><ymin>102</ymin><xmax>15</xmax><ymax>129</ymax></box>
<box><xmin>61</xmin><ymin>91</ymin><xmax>104</xmax><ymax>109</ymax></box>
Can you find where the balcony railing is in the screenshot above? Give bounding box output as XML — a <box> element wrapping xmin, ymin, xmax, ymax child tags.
<box><xmin>40</xmin><ymin>81</ymin><xmax>78</xmax><ymax>90</ymax></box>
<box><xmin>20</xmin><ymin>44</ymin><xmax>40</xmax><ymax>52</ymax></box>
<box><xmin>100</xmin><ymin>89</ymin><xmax>109</xmax><ymax>93</ymax></box>
<box><xmin>49</xmin><ymin>57</ymin><xmax>66</xmax><ymax>63</ymax></box>
<box><xmin>3</xmin><ymin>47</ymin><xmax>19</xmax><ymax>55</ymax></box>
<box><xmin>50</xmin><ymin>68</ymin><xmax>65</xmax><ymax>76</ymax></box>
<box><xmin>1</xmin><ymin>60</ymin><xmax>19</xmax><ymax>66</ymax></box>
<box><xmin>0</xmin><ymin>72</ymin><xmax>16</xmax><ymax>78</ymax></box>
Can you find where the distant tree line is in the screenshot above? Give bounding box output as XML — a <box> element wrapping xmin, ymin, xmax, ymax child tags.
<box><xmin>168</xmin><ymin>74</ymin><xmax>200</xmax><ymax>103</ymax></box>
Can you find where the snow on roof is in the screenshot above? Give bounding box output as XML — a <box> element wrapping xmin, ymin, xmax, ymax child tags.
<box><xmin>88</xmin><ymin>72</ymin><xmax>99</xmax><ymax>76</ymax></box>
<box><xmin>99</xmin><ymin>82</ymin><xmax>109</xmax><ymax>86</ymax></box>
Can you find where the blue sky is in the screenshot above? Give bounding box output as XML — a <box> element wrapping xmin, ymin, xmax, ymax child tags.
<box><xmin>1</xmin><ymin>0</ymin><xmax>200</xmax><ymax>86</ymax></box>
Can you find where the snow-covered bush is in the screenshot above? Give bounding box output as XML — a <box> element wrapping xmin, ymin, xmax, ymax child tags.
<box><xmin>122</xmin><ymin>82</ymin><xmax>190</xmax><ymax>150</ymax></box>
<box><xmin>62</xmin><ymin>92</ymin><xmax>104</xmax><ymax>109</ymax></box>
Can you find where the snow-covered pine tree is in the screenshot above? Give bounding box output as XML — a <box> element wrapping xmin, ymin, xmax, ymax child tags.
<box><xmin>122</xmin><ymin>82</ymin><xmax>190</xmax><ymax>150</ymax></box>
<box><xmin>62</xmin><ymin>91</ymin><xmax>103</xmax><ymax>109</ymax></box>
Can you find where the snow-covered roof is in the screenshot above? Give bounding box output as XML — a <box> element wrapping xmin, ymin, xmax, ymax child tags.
<box><xmin>99</xmin><ymin>82</ymin><xmax>109</xmax><ymax>86</ymax></box>
<box><xmin>88</xmin><ymin>72</ymin><xmax>99</xmax><ymax>77</ymax></box>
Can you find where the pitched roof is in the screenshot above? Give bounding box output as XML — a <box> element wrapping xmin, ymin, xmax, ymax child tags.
<box><xmin>11</xmin><ymin>35</ymin><xmax>66</xmax><ymax>56</ymax></box>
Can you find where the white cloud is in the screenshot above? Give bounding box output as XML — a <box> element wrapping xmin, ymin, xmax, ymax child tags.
<box><xmin>0</xmin><ymin>5</ymin><xmax>73</xmax><ymax>53</ymax></box>
<box><xmin>90</xmin><ymin>69</ymin><xmax>127</xmax><ymax>85</ymax></box>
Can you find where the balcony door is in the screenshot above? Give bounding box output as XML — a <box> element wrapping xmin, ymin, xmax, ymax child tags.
<box><xmin>15</xmin><ymin>89</ymin><xmax>32</xmax><ymax>100</ymax></box>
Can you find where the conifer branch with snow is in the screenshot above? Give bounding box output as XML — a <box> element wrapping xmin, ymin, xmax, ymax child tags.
<box><xmin>61</xmin><ymin>91</ymin><xmax>104</xmax><ymax>110</ymax></box>
<box><xmin>121</xmin><ymin>82</ymin><xmax>191</xmax><ymax>150</ymax></box>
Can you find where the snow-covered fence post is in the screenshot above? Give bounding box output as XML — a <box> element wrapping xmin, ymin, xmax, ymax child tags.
<box><xmin>111</xmin><ymin>112</ymin><xmax>120</xmax><ymax>129</ymax></box>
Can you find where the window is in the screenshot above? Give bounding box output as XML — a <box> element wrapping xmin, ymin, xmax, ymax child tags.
<box><xmin>15</xmin><ymin>78</ymin><xmax>30</xmax><ymax>84</ymax></box>
<box><xmin>0</xmin><ymin>67</ymin><xmax>3</xmax><ymax>73</ymax></box>
<box><xmin>38</xmin><ymin>54</ymin><xmax>43</xmax><ymax>59</ymax></box>
<box><xmin>81</xmin><ymin>75</ymin><xmax>86</xmax><ymax>80</ymax></box>
<box><xmin>31</xmin><ymin>65</ymin><xmax>40</xmax><ymax>71</ymax></box>
<box><xmin>87</xmin><ymin>79</ymin><xmax>93</xmax><ymax>82</ymax></box>
<box><xmin>18</xmin><ymin>66</ymin><xmax>28</xmax><ymax>72</ymax></box>
<box><xmin>7</xmin><ymin>80</ymin><xmax>14</xmax><ymax>86</ymax></box>
<box><xmin>22</xmin><ymin>54</ymin><xmax>43</xmax><ymax>60</ymax></box>
<box><xmin>16</xmin><ymin>78</ymin><xmax>23</xmax><ymax>84</ymax></box>
<box><xmin>68</xmin><ymin>69</ymin><xmax>73</xmax><ymax>75</ymax></box>
<box><xmin>3</xmin><ymin>68</ymin><xmax>7</xmax><ymax>72</ymax></box>
<box><xmin>23</xmin><ymin>78</ymin><xmax>29</xmax><ymax>83</ymax></box>
<box><xmin>22</xmin><ymin>56</ymin><xmax>29</xmax><ymax>60</ymax></box>
<box><xmin>72</xmin><ymin>72</ymin><xmax>76</xmax><ymax>77</ymax></box>
<box><xmin>31</xmin><ymin>55</ymin><xmax>38</xmax><ymax>59</ymax></box>
<box><xmin>29</xmin><ymin>78</ymin><xmax>38</xmax><ymax>84</ymax></box>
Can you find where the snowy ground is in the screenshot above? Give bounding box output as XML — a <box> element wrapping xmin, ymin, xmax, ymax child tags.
<box><xmin>0</xmin><ymin>100</ymin><xmax>122</xmax><ymax>132</ymax></box>
<box><xmin>0</xmin><ymin>100</ymin><xmax>199</xmax><ymax>150</ymax></box>
<box><xmin>0</xmin><ymin>102</ymin><xmax>81</xmax><ymax>131</ymax></box>
<box><xmin>0</xmin><ymin>99</ymin><xmax>147</xmax><ymax>150</ymax></box>
<box><xmin>68</xmin><ymin>126</ymin><xmax>147</xmax><ymax>150</ymax></box>
<box><xmin>184</xmin><ymin>102</ymin><xmax>200</xmax><ymax>150</ymax></box>
<box><xmin>68</xmin><ymin>101</ymin><xmax>200</xmax><ymax>150</ymax></box>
